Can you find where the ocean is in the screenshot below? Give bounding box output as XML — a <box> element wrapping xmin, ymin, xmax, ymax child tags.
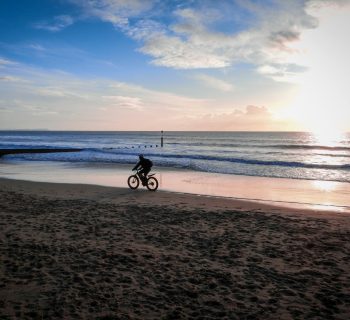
<box><xmin>1</xmin><ymin>131</ymin><xmax>350</xmax><ymax>183</ymax></box>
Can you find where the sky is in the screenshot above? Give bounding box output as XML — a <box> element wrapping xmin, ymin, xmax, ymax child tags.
<box><xmin>0</xmin><ymin>0</ymin><xmax>349</xmax><ymax>131</ymax></box>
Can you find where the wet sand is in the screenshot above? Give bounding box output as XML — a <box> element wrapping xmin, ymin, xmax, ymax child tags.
<box><xmin>0</xmin><ymin>178</ymin><xmax>350</xmax><ymax>319</ymax></box>
<box><xmin>1</xmin><ymin>160</ymin><xmax>350</xmax><ymax>212</ymax></box>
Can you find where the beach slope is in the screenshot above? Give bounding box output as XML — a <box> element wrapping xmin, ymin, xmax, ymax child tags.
<box><xmin>0</xmin><ymin>178</ymin><xmax>349</xmax><ymax>319</ymax></box>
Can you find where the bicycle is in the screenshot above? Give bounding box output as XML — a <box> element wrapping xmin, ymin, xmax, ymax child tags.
<box><xmin>127</xmin><ymin>169</ymin><xmax>159</xmax><ymax>191</ymax></box>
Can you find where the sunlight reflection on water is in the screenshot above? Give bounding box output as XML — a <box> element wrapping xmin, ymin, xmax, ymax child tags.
<box><xmin>311</xmin><ymin>130</ymin><xmax>346</xmax><ymax>148</ymax></box>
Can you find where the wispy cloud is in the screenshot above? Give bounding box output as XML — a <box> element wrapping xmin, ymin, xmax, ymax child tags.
<box><xmin>257</xmin><ymin>63</ymin><xmax>308</xmax><ymax>82</ymax></box>
<box><xmin>194</xmin><ymin>74</ymin><xmax>234</xmax><ymax>92</ymax></box>
<box><xmin>36</xmin><ymin>87</ymin><xmax>78</xmax><ymax>98</ymax></box>
<box><xmin>0</xmin><ymin>58</ymin><xmax>298</xmax><ymax>130</ymax></box>
<box><xmin>0</xmin><ymin>58</ymin><xmax>215</xmax><ymax>130</ymax></box>
<box><xmin>69</xmin><ymin>0</ymin><xmax>154</xmax><ymax>27</ymax></box>
<box><xmin>0</xmin><ymin>57</ymin><xmax>17</xmax><ymax>67</ymax></box>
<box><xmin>0</xmin><ymin>76</ymin><xmax>27</xmax><ymax>82</ymax></box>
<box><xmin>108</xmin><ymin>81</ymin><xmax>212</xmax><ymax>114</ymax></box>
<box><xmin>28</xmin><ymin>44</ymin><xmax>47</xmax><ymax>52</ymax></box>
<box><xmin>34</xmin><ymin>15</ymin><xmax>74</xmax><ymax>32</ymax></box>
<box><xmin>102</xmin><ymin>95</ymin><xmax>144</xmax><ymax>110</ymax></box>
<box><xmin>179</xmin><ymin>105</ymin><xmax>297</xmax><ymax>131</ymax></box>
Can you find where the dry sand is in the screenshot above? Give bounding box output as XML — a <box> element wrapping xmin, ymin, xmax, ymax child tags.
<box><xmin>0</xmin><ymin>178</ymin><xmax>350</xmax><ymax>319</ymax></box>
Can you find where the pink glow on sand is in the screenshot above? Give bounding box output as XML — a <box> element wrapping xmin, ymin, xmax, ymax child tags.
<box><xmin>1</xmin><ymin>161</ymin><xmax>350</xmax><ymax>212</ymax></box>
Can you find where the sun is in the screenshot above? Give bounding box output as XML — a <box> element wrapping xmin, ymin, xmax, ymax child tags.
<box><xmin>284</xmin><ymin>70</ymin><xmax>348</xmax><ymax>138</ymax></box>
<box><xmin>288</xmin><ymin>78</ymin><xmax>348</xmax><ymax>136</ymax></box>
<box><xmin>281</xmin><ymin>3</ymin><xmax>350</xmax><ymax>136</ymax></box>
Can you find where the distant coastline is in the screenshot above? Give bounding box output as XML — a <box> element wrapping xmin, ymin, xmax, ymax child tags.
<box><xmin>0</xmin><ymin>148</ymin><xmax>82</xmax><ymax>157</ymax></box>
<box><xmin>0</xmin><ymin>129</ymin><xmax>50</xmax><ymax>131</ymax></box>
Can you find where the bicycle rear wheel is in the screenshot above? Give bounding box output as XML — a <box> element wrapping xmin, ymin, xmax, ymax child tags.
<box><xmin>127</xmin><ymin>175</ymin><xmax>139</xmax><ymax>189</ymax></box>
<box><xmin>146</xmin><ymin>176</ymin><xmax>158</xmax><ymax>191</ymax></box>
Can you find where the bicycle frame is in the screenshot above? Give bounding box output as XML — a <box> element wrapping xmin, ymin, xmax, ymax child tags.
<box><xmin>136</xmin><ymin>169</ymin><xmax>155</xmax><ymax>179</ymax></box>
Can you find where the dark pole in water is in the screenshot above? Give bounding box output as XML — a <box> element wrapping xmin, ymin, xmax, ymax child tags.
<box><xmin>161</xmin><ymin>130</ymin><xmax>164</xmax><ymax>147</ymax></box>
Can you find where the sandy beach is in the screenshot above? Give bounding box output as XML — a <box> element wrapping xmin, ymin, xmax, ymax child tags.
<box><xmin>1</xmin><ymin>178</ymin><xmax>349</xmax><ymax>319</ymax></box>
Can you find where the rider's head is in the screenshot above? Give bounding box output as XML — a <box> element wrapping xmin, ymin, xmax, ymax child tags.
<box><xmin>139</xmin><ymin>154</ymin><xmax>144</xmax><ymax>159</ymax></box>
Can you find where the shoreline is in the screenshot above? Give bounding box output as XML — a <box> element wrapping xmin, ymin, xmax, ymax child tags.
<box><xmin>1</xmin><ymin>177</ymin><xmax>349</xmax><ymax>217</ymax></box>
<box><xmin>1</xmin><ymin>160</ymin><xmax>350</xmax><ymax>212</ymax></box>
<box><xmin>1</xmin><ymin>177</ymin><xmax>350</xmax><ymax>319</ymax></box>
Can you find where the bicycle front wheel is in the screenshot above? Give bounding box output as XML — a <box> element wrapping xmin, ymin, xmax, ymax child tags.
<box><xmin>146</xmin><ymin>176</ymin><xmax>158</xmax><ymax>191</ymax></box>
<box><xmin>127</xmin><ymin>175</ymin><xmax>139</xmax><ymax>190</ymax></box>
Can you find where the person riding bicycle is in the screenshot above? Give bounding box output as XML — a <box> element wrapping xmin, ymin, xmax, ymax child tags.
<box><xmin>132</xmin><ymin>154</ymin><xmax>153</xmax><ymax>186</ymax></box>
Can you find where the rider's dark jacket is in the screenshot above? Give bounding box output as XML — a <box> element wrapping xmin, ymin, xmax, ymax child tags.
<box><xmin>132</xmin><ymin>157</ymin><xmax>153</xmax><ymax>171</ymax></box>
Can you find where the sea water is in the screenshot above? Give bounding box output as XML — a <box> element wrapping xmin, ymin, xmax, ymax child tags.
<box><xmin>1</xmin><ymin>131</ymin><xmax>350</xmax><ymax>183</ymax></box>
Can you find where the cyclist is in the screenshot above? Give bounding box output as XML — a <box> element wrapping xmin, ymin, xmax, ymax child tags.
<box><xmin>132</xmin><ymin>154</ymin><xmax>153</xmax><ymax>185</ymax></box>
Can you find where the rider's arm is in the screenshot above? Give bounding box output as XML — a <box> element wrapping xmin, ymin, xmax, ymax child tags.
<box><xmin>132</xmin><ymin>161</ymin><xmax>140</xmax><ymax>171</ymax></box>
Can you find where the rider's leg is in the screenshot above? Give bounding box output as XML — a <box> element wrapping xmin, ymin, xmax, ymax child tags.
<box><xmin>144</xmin><ymin>167</ymin><xmax>151</xmax><ymax>177</ymax></box>
<box><xmin>139</xmin><ymin>168</ymin><xmax>147</xmax><ymax>185</ymax></box>
<box><xmin>140</xmin><ymin>167</ymin><xmax>151</xmax><ymax>185</ymax></box>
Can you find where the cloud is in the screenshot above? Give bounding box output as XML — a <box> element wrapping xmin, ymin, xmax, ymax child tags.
<box><xmin>0</xmin><ymin>57</ymin><xmax>17</xmax><ymax>67</ymax></box>
<box><xmin>204</xmin><ymin>105</ymin><xmax>274</xmax><ymax>130</ymax></box>
<box><xmin>68</xmin><ymin>0</ymin><xmax>348</xmax><ymax>82</ymax></box>
<box><xmin>34</xmin><ymin>15</ymin><xmax>74</xmax><ymax>32</ymax></box>
<box><xmin>108</xmin><ymin>81</ymin><xmax>211</xmax><ymax>112</ymax></box>
<box><xmin>257</xmin><ymin>63</ymin><xmax>308</xmax><ymax>82</ymax></box>
<box><xmin>0</xmin><ymin>99</ymin><xmax>58</xmax><ymax>115</ymax></box>
<box><xmin>139</xmin><ymin>34</ymin><xmax>231</xmax><ymax>69</ymax></box>
<box><xmin>137</xmin><ymin>1</ymin><xmax>320</xmax><ymax>70</ymax></box>
<box><xmin>36</xmin><ymin>87</ymin><xmax>72</xmax><ymax>97</ymax></box>
<box><xmin>18</xmin><ymin>101</ymin><xmax>59</xmax><ymax>115</ymax></box>
<box><xmin>0</xmin><ymin>76</ymin><xmax>27</xmax><ymax>82</ymax></box>
<box><xmin>194</xmin><ymin>74</ymin><xmax>234</xmax><ymax>92</ymax></box>
<box><xmin>69</xmin><ymin>0</ymin><xmax>154</xmax><ymax>27</ymax></box>
<box><xmin>179</xmin><ymin>105</ymin><xmax>296</xmax><ymax>131</ymax></box>
<box><xmin>102</xmin><ymin>95</ymin><xmax>144</xmax><ymax>110</ymax></box>
<box><xmin>28</xmin><ymin>44</ymin><xmax>47</xmax><ymax>52</ymax></box>
<box><xmin>0</xmin><ymin>58</ymin><xmax>214</xmax><ymax>130</ymax></box>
